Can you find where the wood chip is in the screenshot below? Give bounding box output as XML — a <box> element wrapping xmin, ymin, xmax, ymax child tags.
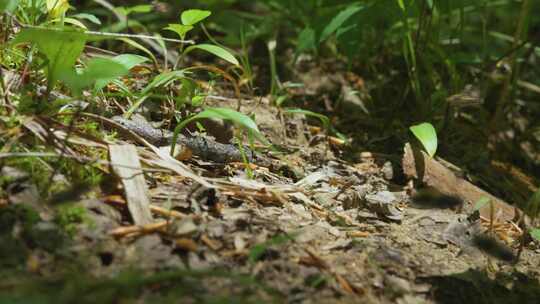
<box><xmin>347</xmin><ymin>231</ymin><xmax>370</xmax><ymax>238</ymax></box>
<box><xmin>402</xmin><ymin>143</ymin><xmax>519</xmax><ymax>222</ymax></box>
<box><xmin>175</xmin><ymin>238</ymin><xmax>198</xmax><ymax>251</ymax></box>
<box><xmin>109</xmin><ymin>144</ymin><xmax>153</xmax><ymax>225</ymax></box>
<box><xmin>104</xmin><ymin>195</ymin><xmax>187</xmax><ymax>219</ymax></box>
<box><xmin>201</xmin><ymin>234</ymin><xmax>222</xmax><ymax>251</ymax></box>
<box><xmin>109</xmin><ymin>221</ymin><xmax>168</xmax><ymax>237</ymax></box>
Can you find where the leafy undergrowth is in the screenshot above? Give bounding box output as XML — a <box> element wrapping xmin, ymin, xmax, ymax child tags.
<box><xmin>1</xmin><ymin>1</ymin><xmax>540</xmax><ymax>303</ymax></box>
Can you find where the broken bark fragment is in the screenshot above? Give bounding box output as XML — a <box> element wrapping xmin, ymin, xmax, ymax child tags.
<box><xmin>111</xmin><ymin>116</ymin><xmax>268</xmax><ymax>165</ymax></box>
<box><xmin>109</xmin><ymin>144</ymin><xmax>153</xmax><ymax>225</ymax></box>
<box><xmin>402</xmin><ymin>143</ymin><xmax>518</xmax><ymax>223</ymax></box>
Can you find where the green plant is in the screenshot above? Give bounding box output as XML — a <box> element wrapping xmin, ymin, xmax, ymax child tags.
<box><xmin>284</xmin><ymin>108</ymin><xmax>346</xmax><ymax>141</ymax></box>
<box><xmin>55</xmin><ymin>204</ymin><xmax>89</xmax><ymax>236</ymax></box>
<box><xmin>166</xmin><ymin>9</ymin><xmax>238</xmax><ymax>69</ymax></box>
<box><xmin>410</xmin><ymin>122</ymin><xmax>438</xmax><ymax>157</ymax></box>
<box><xmin>171</xmin><ymin>106</ymin><xmax>268</xmax><ymax>175</ymax></box>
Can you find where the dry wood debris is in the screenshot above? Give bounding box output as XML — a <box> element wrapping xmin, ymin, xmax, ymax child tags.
<box><xmin>109</xmin><ymin>144</ymin><xmax>153</xmax><ymax>225</ymax></box>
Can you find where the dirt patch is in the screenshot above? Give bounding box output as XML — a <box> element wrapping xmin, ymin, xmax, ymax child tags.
<box><xmin>1</xmin><ymin>97</ymin><xmax>539</xmax><ymax>304</ymax></box>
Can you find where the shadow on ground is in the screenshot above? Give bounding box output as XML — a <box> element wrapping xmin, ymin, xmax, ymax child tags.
<box><xmin>424</xmin><ymin>269</ymin><xmax>540</xmax><ymax>304</ymax></box>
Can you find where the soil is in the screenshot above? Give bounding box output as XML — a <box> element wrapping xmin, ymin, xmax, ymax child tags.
<box><xmin>2</xmin><ymin>91</ymin><xmax>539</xmax><ymax>304</ymax></box>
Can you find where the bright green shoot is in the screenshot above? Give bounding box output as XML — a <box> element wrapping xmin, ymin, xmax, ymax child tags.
<box><xmin>165</xmin><ymin>9</ymin><xmax>238</xmax><ymax>68</ymax></box>
<box><xmin>410</xmin><ymin>122</ymin><xmax>438</xmax><ymax>157</ymax></box>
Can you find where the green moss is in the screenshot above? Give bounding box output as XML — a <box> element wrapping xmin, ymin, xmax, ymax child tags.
<box><xmin>54</xmin><ymin>204</ymin><xmax>89</xmax><ymax>236</ymax></box>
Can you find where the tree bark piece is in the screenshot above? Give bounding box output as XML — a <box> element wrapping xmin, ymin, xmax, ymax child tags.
<box><xmin>111</xmin><ymin>116</ymin><xmax>265</xmax><ymax>165</ymax></box>
<box><xmin>109</xmin><ymin>144</ymin><xmax>153</xmax><ymax>225</ymax></box>
<box><xmin>402</xmin><ymin>143</ymin><xmax>517</xmax><ymax>222</ymax></box>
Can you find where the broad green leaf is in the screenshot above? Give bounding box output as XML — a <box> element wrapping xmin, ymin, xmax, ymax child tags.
<box><xmin>410</xmin><ymin>122</ymin><xmax>438</xmax><ymax>157</ymax></box>
<box><xmin>181</xmin><ymin>9</ymin><xmax>211</xmax><ymax>26</ymax></box>
<box><xmin>531</xmin><ymin>229</ymin><xmax>540</xmax><ymax>241</ymax></box>
<box><xmin>94</xmin><ymin>54</ymin><xmax>148</xmax><ymax>90</ymax></box>
<box><xmin>184</xmin><ymin>44</ymin><xmax>239</xmax><ymax>66</ymax></box>
<box><xmin>109</xmin><ymin>54</ymin><xmax>148</xmax><ymax>69</ymax></box>
<box><xmin>165</xmin><ymin>24</ymin><xmax>193</xmax><ymax>40</ymax></box>
<box><xmin>320</xmin><ymin>5</ymin><xmax>364</xmax><ymax>42</ymax></box>
<box><xmin>72</xmin><ymin>13</ymin><xmax>101</xmax><ymax>25</ymax></box>
<box><xmin>296</xmin><ymin>27</ymin><xmax>316</xmax><ymax>53</ymax></box>
<box><xmin>62</xmin><ymin>57</ymin><xmax>128</xmax><ymax>95</ymax></box>
<box><xmin>12</xmin><ymin>27</ymin><xmax>87</xmax><ymax>89</ymax></box>
<box><xmin>191</xmin><ymin>95</ymin><xmax>205</xmax><ymax>107</ymax></box>
<box><xmin>473</xmin><ymin>197</ymin><xmax>491</xmax><ymax>211</ymax></box>
<box><xmin>171</xmin><ymin>107</ymin><xmax>268</xmax><ymax>155</ymax></box>
<box><xmin>0</xmin><ymin>0</ymin><xmax>19</xmax><ymax>13</ymax></box>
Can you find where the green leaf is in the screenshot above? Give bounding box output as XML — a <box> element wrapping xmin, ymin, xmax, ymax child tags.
<box><xmin>62</xmin><ymin>57</ymin><xmax>128</xmax><ymax>95</ymax></box>
<box><xmin>531</xmin><ymin>229</ymin><xmax>540</xmax><ymax>241</ymax></box>
<box><xmin>283</xmin><ymin>108</ymin><xmax>348</xmax><ymax>141</ymax></box>
<box><xmin>72</xmin><ymin>13</ymin><xmax>102</xmax><ymax>25</ymax></box>
<box><xmin>118</xmin><ymin>37</ymin><xmax>158</xmax><ymax>68</ymax></box>
<box><xmin>46</xmin><ymin>0</ymin><xmax>69</xmax><ymax>18</ymax></box>
<box><xmin>171</xmin><ymin>107</ymin><xmax>268</xmax><ymax>155</ymax></box>
<box><xmin>115</xmin><ymin>5</ymin><xmax>152</xmax><ymax>16</ymax></box>
<box><xmin>296</xmin><ymin>27</ymin><xmax>316</xmax><ymax>53</ymax></box>
<box><xmin>94</xmin><ymin>54</ymin><xmax>148</xmax><ymax>90</ymax></box>
<box><xmin>410</xmin><ymin>122</ymin><xmax>438</xmax><ymax>157</ymax></box>
<box><xmin>110</xmin><ymin>54</ymin><xmax>148</xmax><ymax>69</ymax></box>
<box><xmin>12</xmin><ymin>27</ymin><xmax>87</xmax><ymax>89</ymax></box>
<box><xmin>181</xmin><ymin>9</ymin><xmax>211</xmax><ymax>26</ymax></box>
<box><xmin>141</xmin><ymin>70</ymin><xmax>186</xmax><ymax>95</ymax></box>
<box><xmin>0</xmin><ymin>0</ymin><xmax>19</xmax><ymax>13</ymax></box>
<box><xmin>191</xmin><ymin>95</ymin><xmax>205</xmax><ymax>107</ymax></box>
<box><xmin>165</xmin><ymin>24</ymin><xmax>194</xmax><ymax>40</ymax></box>
<box><xmin>473</xmin><ymin>197</ymin><xmax>491</xmax><ymax>211</ymax></box>
<box><xmin>320</xmin><ymin>5</ymin><xmax>364</xmax><ymax>42</ymax></box>
<box><xmin>184</xmin><ymin>44</ymin><xmax>239</xmax><ymax>66</ymax></box>
<box><xmin>58</xmin><ymin>17</ymin><xmax>88</xmax><ymax>29</ymax></box>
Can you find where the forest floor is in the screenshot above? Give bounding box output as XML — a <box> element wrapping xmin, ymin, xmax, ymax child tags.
<box><xmin>2</xmin><ymin>61</ymin><xmax>540</xmax><ymax>303</ymax></box>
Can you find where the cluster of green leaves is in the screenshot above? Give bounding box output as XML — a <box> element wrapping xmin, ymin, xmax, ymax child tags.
<box><xmin>4</xmin><ymin>2</ymin><xmax>263</xmax><ymax>128</ymax></box>
<box><xmin>166</xmin><ymin>9</ymin><xmax>238</xmax><ymax>66</ymax></box>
